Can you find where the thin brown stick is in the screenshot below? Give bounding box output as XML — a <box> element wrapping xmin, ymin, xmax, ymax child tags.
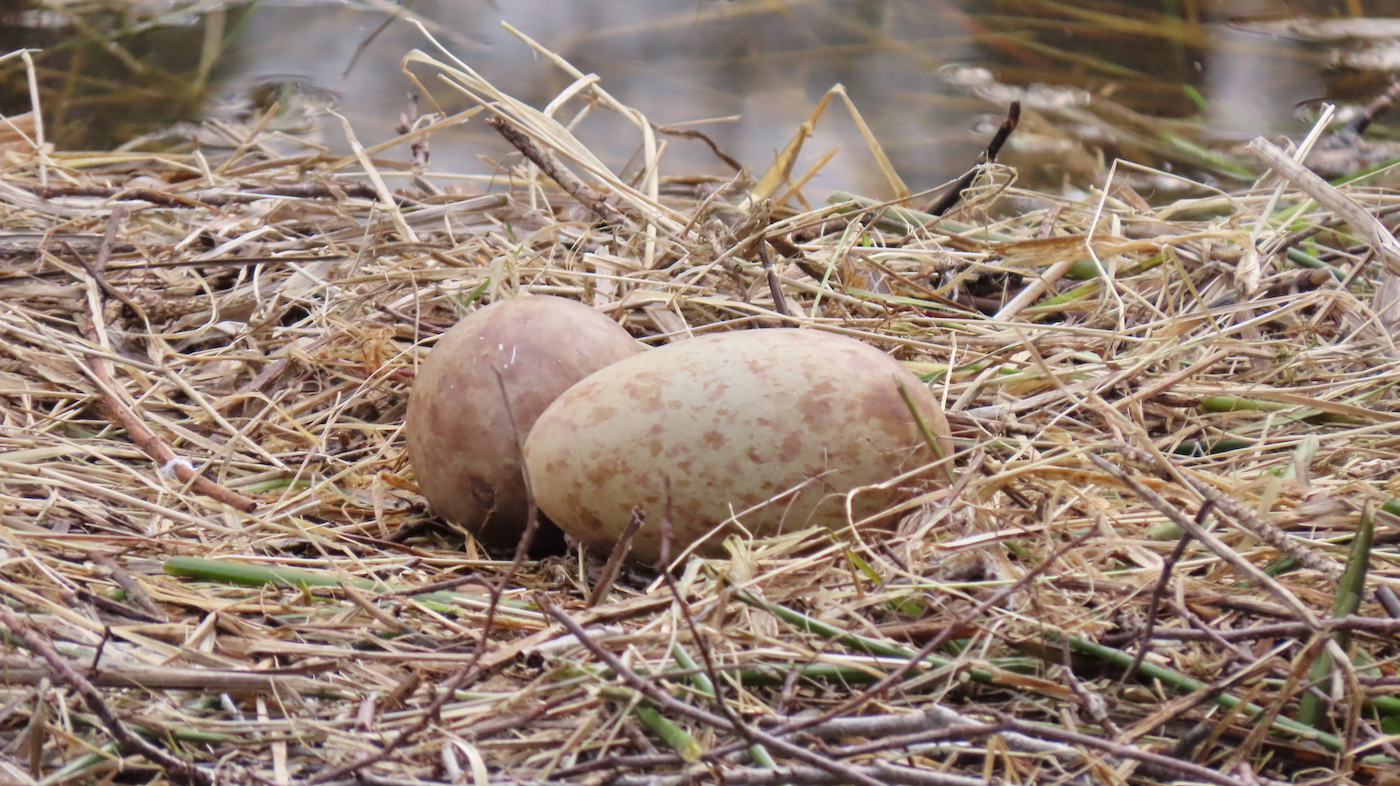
<box><xmin>486</xmin><ymin>115</ymin><xmax>627</xmax><ymax>225</ymax></box>
<box><xmin>307</xmin><ymin>370</ymin><xmax>545</xmax><ymax>784</ymax></box>
<box><xmin>0</xmin><ymin>657</ymin><xmax>332</xmax><ymax>692</ymax></box>
<box><xmin>654</xmin><ymin>509</ymin><xmax>767</xmax><ymax>757</ymax></box>
<box><xmin>536</xmin><ymin>595</ymin><xmax>891</xmax><ymax>786</ymax></box>
<box><xmin>0</xmin><ymin>604</ymin><xmax>212</xmax><ymax>786</ymax></box>
<box><xmin>1088</xmin><ymin>452</ymin><xmax>1321</xmax><ymax>627</ymax></box>
<box><xmin>768</xmin><ymin>705</ymin><xmax>1080</xmax><ymax>761</ymax></box>
<box><xmin>992</xmin><ymin>715</ymin><xmax>1254</xmax><ymax>786</ymax></box>
<box><xmin>604</xmin><ymin>763</ymin><xmax>990</xmax><ymax>786</ymax></box>
<box><xmin>757</xmin><ymin>240</ymin><xmax>792</xmax><ymax>318</ymax></box>
<box><xmin>1176</xmin><ymin>470</ymin><xmax>1343</xmax><ymax>579</ymax></box>
<box><xmin>1122</xmin><ymin>500</ymin><xmax>1214</xmax><ymax>682</ymax></box>
<box><xmin>74</xmin><ymin>208</ymin><xmax>258</xmax><ymax>513</ymax></box>
<box><xmin>762</xmin><ymin>528</ymin><xmax>1097</xmax><ymax>742</ymax></box>
<box><xmin>82</xmin><ymin>365</ymin><xmax>258</xmax><ymax>512</ymax></box>
<box><xmin>307</xmin><ymin>520</ymin><xmax>540</xmax><ymax>783</ymax></box>
<box><xmin>586</xmin><ymin>508</ymin><xmax>644</xmax><ymax>607</ymax></box>
<box><xmin>923</xmin><ymin>100</ymin><xmax>1020</xmax><ymax>217</ymax></box>
<box><xmin>25</xmin><ymin>181</ymin><xmax>386</xmax><ymax>205</ymax></box>
<box><xmin>1105</xmin><ymin>615</ymin><xmax>1400</xmax><ymax>643</ymax></box>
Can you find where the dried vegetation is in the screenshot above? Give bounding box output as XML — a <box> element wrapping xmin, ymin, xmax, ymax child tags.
<box><xmin>2</xmin><ymin>25</ymin><xmax>1400</xmax><ymax>786</ymax></box>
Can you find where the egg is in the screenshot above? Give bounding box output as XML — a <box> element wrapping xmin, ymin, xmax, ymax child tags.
<box><xmin>405</xmin><ymin>295</ymin><xmax>642</xmax><ymax>548</ymax></box>
<box><xmin>522</xmin><ymin>329</ymin><xmax>954</xmax><ymax>563</ymax></box>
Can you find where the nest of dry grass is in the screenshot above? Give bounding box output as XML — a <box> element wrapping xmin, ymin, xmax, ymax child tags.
<box><xmin>2</xmin><ymin>28</ymin><xmax>1400</xmax><ymax>786</ymax></box>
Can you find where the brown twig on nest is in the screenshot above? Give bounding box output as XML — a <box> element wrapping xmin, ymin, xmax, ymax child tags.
<box><xmin>307</xmin><ymin>372</ymin><xmax>545</xmax><ymax>785</ymax></box>
<box><xmin>1089</xmin><ymin>452</ymin><xmax>1321</xmax><ymax>627</ymax></box>
<box><xmin>0</xmin><ymin>604</ymin><xmax>212</xmax><ymax>786</ymax></box>
<box><xmin>1112</xmin><ymin>614</ymin><xmax>1400</xmax><ymax>643</ymax></box>
<box><xmin>759</xmin><ymin>527</ymin><xmax>1094</xmax><ymax>745</ymax></box>
<box><xmin>74</xmin><ymin>207</ymin><xmax>258</xmax><ymax>513</ymax></box>
<box><xmin>923</xmin><ymin>101</ymin><xmax>1020</xmax><ymax>218</ymax></box>
<box><xmin>605</xmin><ymin>762</ymin><xmax>989</xmax><ymax>786</ymax></box>
<box><xmin>537</xmin><ymin>594</ymin><xmax>890</xmax><ymax>786</ymax></box>
<box><xmin>586</xmin><ymin>508</ymin><xmax>643</xmax><ymax>607</ymax></box>
<box><xmin>757</xmin><ymin>240</ymin><xmax>792</xmax><ymax>317</ymax></box>
<box><xmin>486</xmin><ymin>114</ymin><xmax>628</xmax><ymax>225</ymax></box>
<box><xmin>990</xmin><ymin>714</ymin><xmax>1253</xmax><ymax>786</ymax></box>
<box><xmin>82</xmin><ymin>344</ymin><xmax>257</xmax><ymax>512</ymax></box>
<box><xmin>1179</xmin><ymin>471</ymin><xmax>1344</xmax><ymax>579</ymax></box>
<box><xmin>397</xmin><ymin>93</ymin><xmax>431</xmax><ymax>170</ymax></box>
<box><xmin>1122</xmin><ymin>499</ymin><xmax>1214</xmax><ymax>682</ymax></box>
<box><xmin>305</xmin><ymin>544</ymin><xmax>529</xmax><ymax>783</ymax></box>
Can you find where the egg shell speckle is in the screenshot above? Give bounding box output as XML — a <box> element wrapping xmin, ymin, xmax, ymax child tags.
<box><xmin>522</xmin><ymin>328</ymin><xmax>954</xmax><ymax>563</ymax></box>
<box><xmin>405</xmin><ymin>295</ymin><xmax>642</xmax><ymax>547</ymax></box>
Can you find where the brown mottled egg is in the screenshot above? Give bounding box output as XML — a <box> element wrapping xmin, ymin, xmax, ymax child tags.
<box><xmin>522</xmin><ymin>329</ymin><xmax>954</xmax><ymax>563</ymax></box>
<box><xmin>405</xmin><ymin>296</ymin><xmax>642</xmax><ymax>548</ymax></box>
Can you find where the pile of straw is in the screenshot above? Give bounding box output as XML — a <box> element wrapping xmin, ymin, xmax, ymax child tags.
<box><xmin>1</xmin><ymin>26</ymin><xmax>1398</xmax><ymax>786</ymax></box>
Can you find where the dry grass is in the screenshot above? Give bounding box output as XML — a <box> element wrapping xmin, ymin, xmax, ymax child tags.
<box><xmin>2</xmin><ymin>26</ymin><xmax>1400</xmax><ymax>786</ymax></box>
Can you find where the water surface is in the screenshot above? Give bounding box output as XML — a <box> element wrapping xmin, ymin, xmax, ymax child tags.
<box><xmin>3</xmin><ymin>0</ymin><xmax>1398</xmax><ymax>196</ymax></box>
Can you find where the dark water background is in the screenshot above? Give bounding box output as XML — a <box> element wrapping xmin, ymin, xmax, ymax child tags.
<box><xmin>2</xmin><ymin>0</ymin><xmax>1399</xmax><ymax>196</ymax></box>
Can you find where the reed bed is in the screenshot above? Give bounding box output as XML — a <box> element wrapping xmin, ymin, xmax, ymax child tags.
<box><xmin>2</xmin><ymin>26</ymin><xmax>1399</xmax><ymax>786</ymax></box>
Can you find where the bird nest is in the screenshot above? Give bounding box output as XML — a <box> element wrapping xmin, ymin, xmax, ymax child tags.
<box><xmin>1</xmin><ymin>27</ymin><xmax>1399</xmax><ymax>786</ymax></box>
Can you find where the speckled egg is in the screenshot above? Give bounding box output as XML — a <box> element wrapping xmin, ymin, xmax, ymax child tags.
<box><xmin>522</xmin><ymin>328</ymin><xmax>954</xmax><ymax>563</ymax></box>
<box><xmin>405</xmin><ymin>295</ymin><xmax>642</xmax><ymax>548</ymax></box>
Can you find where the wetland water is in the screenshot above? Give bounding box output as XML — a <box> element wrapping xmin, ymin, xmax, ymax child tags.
<box><xmin>2</xmin><ymin>0</ymin><xmax>1399</xmax><ymax>196</ymax></box>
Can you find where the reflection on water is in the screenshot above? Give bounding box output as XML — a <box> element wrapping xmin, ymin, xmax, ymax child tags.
<box><xmin>2</xmin><ymin>0</ymin><xmax>1399</xmax><ymax>196</ymax></box>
